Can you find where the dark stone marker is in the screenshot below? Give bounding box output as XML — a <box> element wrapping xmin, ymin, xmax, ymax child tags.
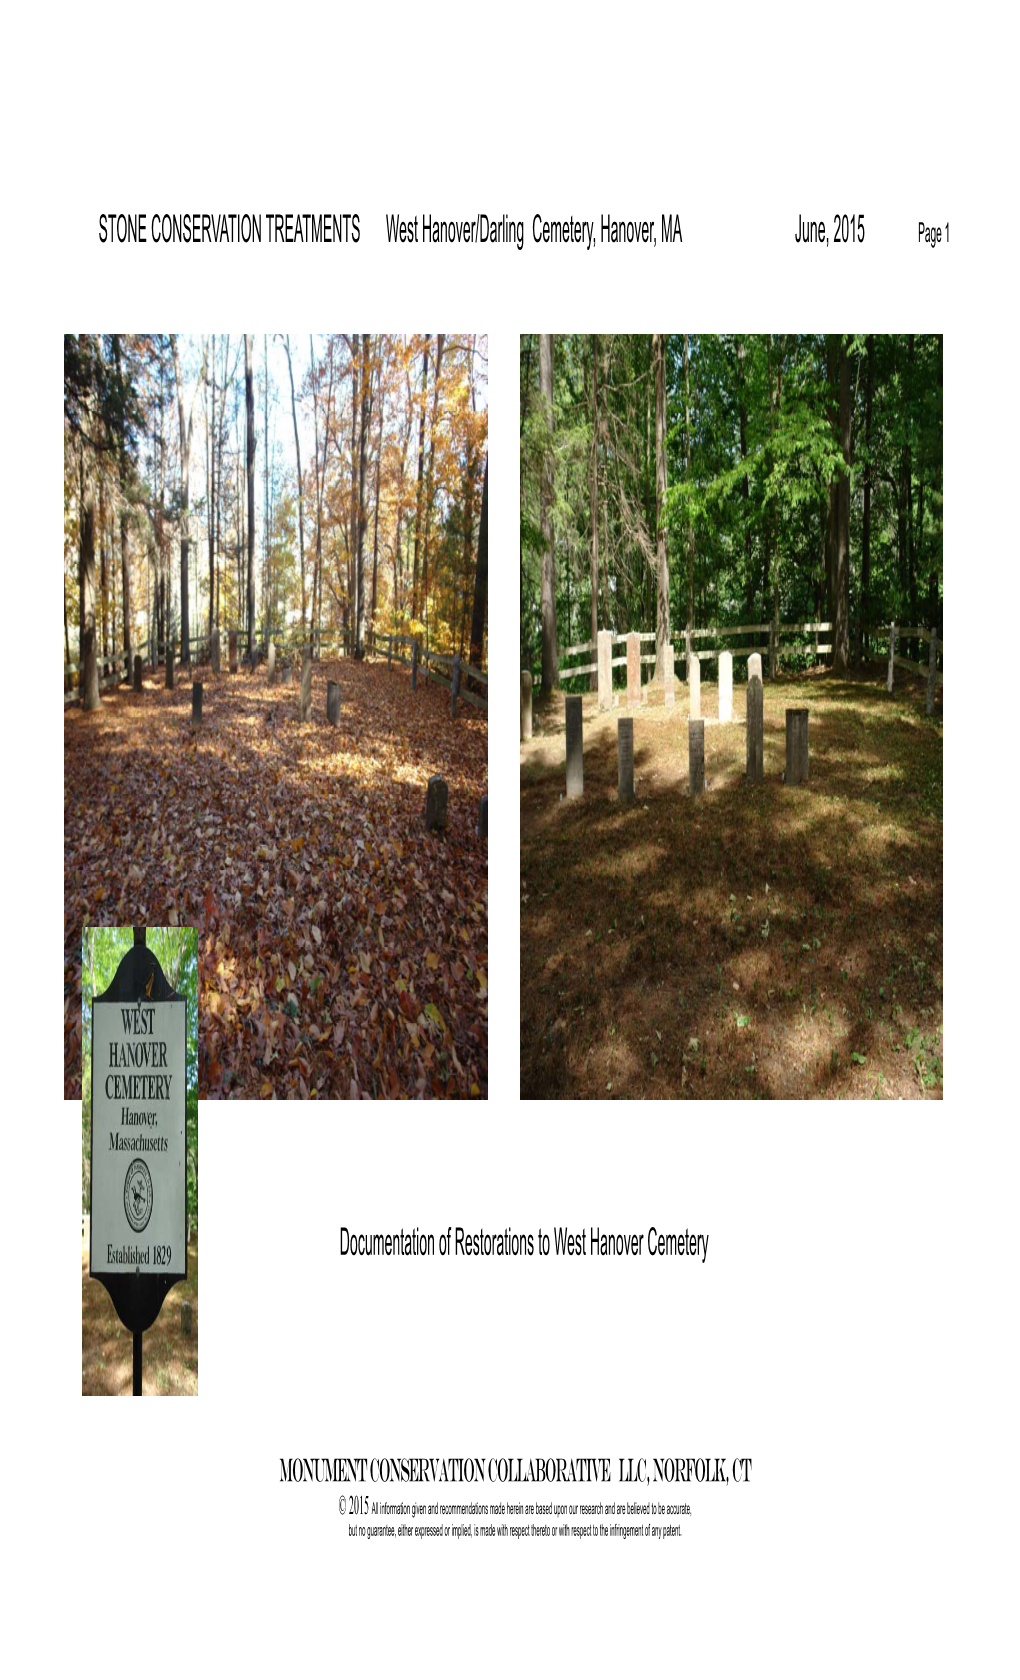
<box><xmin>477</xmin><ymin>794</ymin><xmax>488</xmax><ymax>838</ymax></box>
<box><xmin>565</xmin><ymin>694</ymin><xmax>584</xmax><ymax>798</ymax></box>
<box><xmin>411</xmin><ymin>639</ymin><xmax>419</xmax><ymax>690</ymax></box>
<box><xmin>617</xmin><ymin>717</ymin><xmax>635</xmax><ymax>801</ymax></box>
<box><xmin>688</xmin><ymin>717</ymin><xmax>705</xmax><ymax>795</ymax></box>
<box><xmin>181</xmin><ymin>1300</ymin><xmax>193</xmax><ymax>1337</ymax></box>
<box><xmin>192</xmin><ymin>681</ymin><xmax>203</xmax><ymax>724</ymax></box>
<box><xmin>228</xmin><ymin>629</ymin><xmax>238</xmax><ymax>674</ymax></box>
<box><xmin>282</xmin><ymin>662</ymin><xmax>292</xmax><ymax>686</ymax></box>
<box><xmin>785</xmin><ymin>708</ymin><xmax>809</xmax><ymax>785</ymax></box>
<box><xmin>521</xmin><ymin>671</ymin><xmax>533</xmax><ymax>741</ymax></box>
<box><xmin>133</xmin><ymin>654</ymin><xmax>142</xmax><ymax>692</ymax></box>
<box><xmin>300</xmin><ymin>654</ymin><xmax>312</xmax><ymax>722</ymax></box>
<box><xmin>424</xmin><ymin>775</ymin><xmax>448</xmax><ymax>832</ymax></box>
<box><xmin>326</xmin><ymin>680</ymin><xmax>341</xmax><ymax>724</ymax></box>
<box><xmin>267</xmin><ymin>641</ymin><xmax>276</xmax><ymax>684</ymax></box>
<box><xmin>451</xmin><ymin>654</ymin><xmax>461</xmax><ymax>718</ymax></box>
<box><xmin>746</xmin><ymin>674</ymin><xmax>764</xmax><ymax>782</ymax></box>
<box><xmin>211</xmin><ymin>629</ymin><xmax>220</xmax><ymax>674</ymax></box>
<box><xmin>165</xmin><ymin>640</ymin><xmax>174</xmax><ymax>690</ymax></box>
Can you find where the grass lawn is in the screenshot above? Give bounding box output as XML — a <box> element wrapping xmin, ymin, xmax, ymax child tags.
<box><xmin>521</xmin><ymin>664</ymin><xmax>942</xmax><ymax>1100</ymax></box>
<box><xmin>82</xmin><ymin>1230</ymin><xmax>199</xmax><ymax>1396</ymax></box>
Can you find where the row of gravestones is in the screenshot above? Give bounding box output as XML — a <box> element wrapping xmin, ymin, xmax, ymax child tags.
<box><xmin>562</xmin><ymin>665</ymin><xmax>810</xmax><ymax>798</ymax></box>
<box><xmin>520</xmin><ymin>645</ymin><xmax>739</xmax><ymax>743</ymax></box>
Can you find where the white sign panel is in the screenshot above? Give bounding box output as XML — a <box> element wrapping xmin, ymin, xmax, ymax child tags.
<box><xmin>91</xmin><ymin>999</ymin><xmax>187</xmax><ymax>1277</ymax></box>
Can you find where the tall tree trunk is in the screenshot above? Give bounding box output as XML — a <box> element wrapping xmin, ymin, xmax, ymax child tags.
<box><xmin>356</xmin><ymin>334</ymin><xmax>371</xmax><ymax>656</ymax></box>
<box><xmin>121</xmin><ymin>507</ymin><xmax>130</xmax><ymax>655</ymax></box>
<box><xmin>264</xmin><ymin>335</ymin><xmax>270</xmax><ymax>647</ymax></box>
<box><xmin>283</xmin><ymin>335</ymin><xmax>306</xmax><ymax>635</ymax></box>
<box><xmin>833</xmin><ymin>336</ymin><xmax>851</xmax><ymax>674</ymax></box>
<box><xmin>653</xmin><ymin>331</ymin><xmax>669</xmax><ymax>678</ymax></box>
<box><xmin>862</xmin><ymin>334</ymin><xmax>874</xmax><ymax>658</ymax></box>
<box><xmin>80</xmin><ymin>447</ymin><xmax>100</xmax><ymax>710</ymax></box>
<box><xmin>738</xmin><ymin>337</ymin><xmax>752</xmax><ymax>615</ymax></box>
<box><xmin>245</xmin><ymin>334</ymin><xmax>256</xmax><ymax>661</ymax></box>
<box><xmin>539</xmin><ymin>333</ymin><xmax>557</xmax><ymax>694</ymax></box>
<box><xmin>370</xmin><ymin>371</ymin><xmax>383</xmax><ymax>631</ymax></box>
<box><xmin>412</xmin><ymin>339</ymin><xmax>429</xmax><ymax>621</ymax></box>
<box><xmin>207</xmin><ymin>335</ymin><xmax>215</xmax><ymax>642</ymax></box>
<box><xmin>170</xmin><ymin>334</ymin><xmax>193</xmax><ymax>664</ymax></box>
<box><xmin>589</xmin><ymin>333</ymin><xmax>599</xmax><ymax>691</ymax></box>
<box><xmin>825</xmin><ymin>334</ymin><xmax>839</xmax><ymax>624</ymax></box>
<box><xmin>684</xmin><ymin>335</ymin><xmax>694</xmax><ymax>650</ymax></box>
<box><xmin>469</xmin><ymin>455</ymin><xmax>488</xmax><ymax>671</ymax></box>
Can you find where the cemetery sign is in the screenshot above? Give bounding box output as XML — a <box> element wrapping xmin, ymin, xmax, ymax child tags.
<box><xmin>89</xmin><ymin>931</ymin><xmax>187</xmax><ymax>1354</ymax></box>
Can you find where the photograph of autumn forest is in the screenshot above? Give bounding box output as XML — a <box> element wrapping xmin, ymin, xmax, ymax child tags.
<box><xmin>521</xmin><ymin>333</ymin><xmax>942</xmax><ymax>1100</ymax></box>
<box><xmin>65</xmin><ymin>334</ymin><xmax>488</xmax><ymax>1100</ymax></box>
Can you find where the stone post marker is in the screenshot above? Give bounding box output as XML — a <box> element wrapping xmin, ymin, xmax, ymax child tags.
<box><xmin>211</xmin><ymin>629</ymin><xmax>220</xmax><ymax>674</ymax></box>
<box><xmin>451</xmin><ymin>654</ymin><xmax>461</xmax><ymax>718</ymax></box>
<box><xmin>663</xmin><ymin>644</ymin><xmax>675</xmax><ymax>708</ymax></box>
<box><xmin>299</xmin><ymin>653</ymin><xmax>312</xmax><ymax>721</ymax></box>
<box><xmin>228</xmin><ymin>629</ymin><xmax>238</xmax><ymax>673</ymax></box>
<box><xmin>165</xmin><ymin>639</ymin><xmax>174</xmax><ymax>690</ymax></box>
<box><xmin>748</xmin><ymin>652</ymin><xmax>762</xmax><ymax>683</ymax></box>
<box><xmin>688</xmin><ymin>718</ymin><xmax>705</xmax><ymax>795</ymax></box>
<box><xmin>411</xmin><ymin>639</ymin><xmax>419</xmax><ymax>690</ymax></box>
<box><xmin>191</xmin><ymin>681</ymin><xmax>203</xmax><ymax>723</ymax></box>
<box><xmin>719</xmin><ymin>650</ymin><xmax>733</xmax><ymax>722</ymax></box>
<box><xmin>281</xmin><ymin>661</ymin><xmax>292</xmax><ymax>686</ymax></box>
<box><xmin>326</xmin><ymin>680</ymin><xmax>341</xmax><ymax>725</ymax></box>
<box><xmin>926</xmin><ymin>630</ymin><xmax>938</xmax><ymax>716</ymax></box>
<box><xmin>133</xmin><ymin>654</ymin><xmax>142</xmax><ymax>692</ymax></box>
<box><xmin>565</xmin><ymin>694</ymin><xmax>584</xmax><ymax>798</ymax></box>
<box><xmin>626</xmin><ymin>632</ymin><xmax>642</xmax><ymax>705</ymax></box>
<box><xmin>477</xmin><ymin>794</ymin><xmax>488</xmax><ymax>839</ymax></box>
<box><xmin>785</xmin><ymin>708</ymin><xmax>809</xmax><ymax>785</ymax></box>
<box><xmin>520</xmin><ymin>671</ymin><xmax>533</xmax><ymax>742</ymax></box>
<box><xmin>181</xmin><ymin>1300</ymin><xmax>192</xmax><ymax>1337</ymax></box>
<box><xmin>689</xmin><ymin>652</ymin><xmax>701</xmax><ymax>720</ymax></box>
<box><xmin>597</xmin><ymin>629</ymin><xmax>614</xmax><ymax>711</ymax></box>
<box><xmin>886</xmin><ymin>622</ymin><xmax>896</xmax><ymax>692</ymax></box>
<box><xmin>746</xmin><ymin>674</ymin><xmax>763</xmax><ymax>781</ymax></box>
<box><xmin>617</xmin><ymin>718</ymin><xmax>635</xmax><ymax>801</ymax></box>
<box><xmin>424</xmin><ymin>775</ymin><xmax>448</xmax><ymax>832</ymax></box>
<box><xmin>267</xmin><ymin>641</ymin><xmax>276</xmax><ymax>684</ymax></box>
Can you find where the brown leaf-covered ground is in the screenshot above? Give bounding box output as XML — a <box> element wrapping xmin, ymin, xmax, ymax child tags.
<box><xmin>65</xmin><ymin>655</ymin><xmax>487</xmax><ymax>1099</ymax></box>
<box><xmin>521</xmin><ymin>666</ymin><xmax>942</xmax><ymax>1100</ymax></box>
<box><xmin>82</xmin><ymin>1229</ymin><xmax>198</xmax><ymax>1396</ymax></box>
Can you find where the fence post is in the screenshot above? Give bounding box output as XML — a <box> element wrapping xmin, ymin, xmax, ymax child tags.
<box><xmin>597</xmin><ymin>629</ymin><xmax>613</xmax><ymax>711</ymax></box>
<box><xmin>886</xmin><ymin>622</ymin><xmax>896</xmax><ymax>693</ymax></box>
<box><xmin>926</xmin><ymin>629</ymin><xmax>938</xmax><ymax>717</ymax></box>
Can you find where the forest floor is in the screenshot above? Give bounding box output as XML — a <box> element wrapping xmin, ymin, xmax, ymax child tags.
<box><xmin>82</xmin><ymin>1230</ymin><xmax>199</xmax><ymax>1395</ymax></box>
<box><xmin>65</xmin><ymin>654</ymin><xmax>488</xmax><ymax>1099</ymax></box>
<box><xmin>521</xmin><ymin>664</ymin><xmax>942</xmax><ymax>1100</ymax></box>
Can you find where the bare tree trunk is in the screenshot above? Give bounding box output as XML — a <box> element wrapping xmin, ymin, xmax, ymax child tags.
<box><xmin>283</xmin><ymin>335</ymin><xmax>306</xmax><ymax>635</ymax></box>
<box><xmin>412</xmin><ymin>339</ymin><xmax>429</xmax><ymax>620</ymax></box>
<box><xmin>862</xmin><ymin>334</ymin><xmax>873</xmax><ymax>658</ymax></box>
<box><xmin>684</xmin><ymin>335</ymin><xmax>694</xmax><ymax>651</ymax></box>
<box><xmin>653</xmin><ymin>331</ymin><xmax>669</xmax><ymax>678</ymax></box>
<box><xmin>245</xmin><ymin>334</ymin><xmax>256</xmax><ymax>661</ymax></box>
<box><xmin>539</xmin><ymin>333</ymin><xmax>557</xmax><ymax>694</ymax></box>
<box><xmin>121</xmin><ymin>507</ymin><xmax>130</xmax><ymax>654</ymax></box>
<box><xmin>356</xmin><ymin>334</ymin><xmax>371</xmax><ymax>657</ymax></box>
<box><xmin>80</xmin><ymin>446</ymin><xmax>100</xmax><ymax>710</ymax></box>
<box><xmin>469</xmin><ymin>455</ymin><xmax>488</xmax><ymax>672</ymax></box>
<box><xmin>589</xmin><ymin>334</ymin><xmax>599</xmax><ymax>692</ymax></box>
<box><xmin>370</xmin><ymin>365</ymin><xmax>383</xmax><ymax>631</ymax></box>
<box><xmin>170</xmin><ymin>334</ymin><xmax>195</xmax><ymax>665</ymax></box>
<box><xmin>833</xmin><ymin>335</ymin><xmax>851</xmax><ymax>674</ymax></box>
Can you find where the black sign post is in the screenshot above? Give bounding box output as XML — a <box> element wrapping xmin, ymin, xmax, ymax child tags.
<box><xmin>89</xmin><ymin>927</ymin><xmax>189</xmax><ymax>1396</ymax></box>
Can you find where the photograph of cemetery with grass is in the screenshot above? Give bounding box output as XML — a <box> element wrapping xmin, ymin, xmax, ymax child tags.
<box><xmin>520</xmin><ymin>334</ymin><xmax>942</xmax><ymax>1100</ymax></box>
<box><xmin>65</xmin><ymin>335</ymin><xmax>488</xmax><ymax>1101</ymax></box>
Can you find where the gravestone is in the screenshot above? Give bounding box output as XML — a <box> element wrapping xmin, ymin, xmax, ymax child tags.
<box><xmin>299</xmin><ymin>654</ymin><xmax>312</xmax><ymax>721</ymax></box>
<box><xmin>597</xmin><ymin>629</ymin><xmax>614</xmax><ymax>711</ymax></box>
<box><xmin>451</xmin><ymin>654</ymin><xmax>461</xmax><ymax>718</ymax></box>
<box><xmin>165</xmin><ymin>641</ymin><xmax>174</xmax><ymax>689</ymax></box>
<box><xmin>926</xmin><ymin>631</ymin><xmax>938</xmax><ymax>717</ymax></box>
<box><xmin>626</xmin><ymin>632</ymin><xmax>642</xmax><ymax>705</ymax></box>
<box><xmin>617</xmin><ymin>718</ymin><xmax>635</xmax><ymax>801</ymax></box>
<box><xmin>424</xmin><ymin>775</ymin><xmax>448</xmax><ymax>832</ymax></box>
<box><xmin>663</xmin><ymin>644</ymin><xmax>675</xmax><ymax>708</ymax></box>
<box><xmin>521</xmin><ymin>671</ymin><xmax>533</xmax><ymax>741</ymax></box>
<box><xmin>565</xmin><ymin>694</ymin><xmax>584</xmax><ymax>798</ymax></box>
<box><xmin>477</xmin><ymin>794</ymin><xmax>488</xmax><ymax>839</ymax></box>
<box><xmin>210</xmin><ymin>630</ymin><xmax>220</xmax><ymax>674</ymax></box>
<box><xmin>282</xmin><ymin>661</ymin><xmax>292</xmax><ymax>686</ymax></box>
<box><xmin>785</xmin><ymin>708</ymin><xmax>809</xmax><ymax>785</ymax></box>
<box><xmin>748</xmin><ymin>652</ymin><xmax>762</xmax><ymax>683</ymax></box>
<box><xmin>267</xmin><ymin>641</ymin><xmax>276</xmax><ymax>684</ymax></box>
<box><xmin>746</xmin><ymin>674</ymin><xmax>763</xmax><ymax>782</ymax></box>
<box><xmin>689</xmin><ymin>652</ymin><xmax>701</xmax><ymax>720</ymax></box>
<box><xmin>326</xmin><ymin>680</ymin><xmax>341</xmax><ymax>725</ymax></box>
<box><xmin>411</xmin><ymin>639</ymin><xmax>419</xmax><ymax>690</ymax></box>
<box><xmin>688</xmin><ymin>718</ymin><xmax>705</xmax><ymax>795</ymax></box>
<box><xmin>181</xmin><ymin>1300</ymin><xmax>193</xmax><ymax>1337</ymax></box>
<box><xmin>719</xmin><ymin>650</ymin><xmax>733</xmax><ymax>722</ymax></box>
<box><xmin>133</xmin><ymin>654</ymin><xmax>142</xmax><ymax>692</ymax></box>
<box><xmin>228</xmin><ymin>630</ymin><xmax>238</xmax><ymax>673</ymax></box>
<box><xmin>191</xmin><ymin>681</ymin><xmax>203</xmax><ymax>724</ymax></box>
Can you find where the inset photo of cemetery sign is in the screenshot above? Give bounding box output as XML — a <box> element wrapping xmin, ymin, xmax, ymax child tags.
<box><xmin>82</xmin><ymin>926</ymin><xmax>198</xmax><ymax>1395</ymax></box>
<box><xmin>64</xmin><ymin>335</ymin><xmax>488</xmax><ymax>1101</ymax></box>
<box><xmin>520</xmin><ymin>333</ymin><xmax>942</xmax><ymax>1101</ymax></box>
